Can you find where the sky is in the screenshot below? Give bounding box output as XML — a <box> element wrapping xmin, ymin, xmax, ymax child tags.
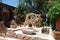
<box><xmin>2</xmin><ymin>0</ymin><xmax>18</xmax><ymax>7</ymax></box>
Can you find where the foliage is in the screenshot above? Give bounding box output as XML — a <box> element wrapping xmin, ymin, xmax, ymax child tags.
<box><xmin>17</xmin><ymin>0</ymin><xmax>49</xmax><ymax>22</ymax></box>
<box><xmin>18</xmin><ymin>5</ymin><xmax>30</xmax><ymax>22</ymax></box>
<box><xmin>18</xmin><ymin>0</ymin><xmax>60</xmax><ymax>28</ymax></box>
<box><xmin>47</xmin><ymin>0</ymin><xmax>60</xmax><ymax>30</ymax></box>
<box><xmin>47</xmin><ymin>4</ymin><xmax>60</xmax><ymax>19</ymax></box>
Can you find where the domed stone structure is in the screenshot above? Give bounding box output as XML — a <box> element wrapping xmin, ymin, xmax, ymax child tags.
<box><xmin>24</xmin><ymin>13</ymin><xmax>43</xmax><ymax>27</ymax></box>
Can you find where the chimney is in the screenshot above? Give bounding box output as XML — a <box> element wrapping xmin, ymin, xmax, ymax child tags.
<box><xmin>0</xmin><ymin>0</ymin><xmax>2</xmax><ymax>3</ymax></box>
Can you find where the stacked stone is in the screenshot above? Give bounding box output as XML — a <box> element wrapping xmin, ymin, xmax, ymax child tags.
<box><xmin>24</xmin><ymin>13</ymin><xmax>42</xmax><ymax>27</ymax></box>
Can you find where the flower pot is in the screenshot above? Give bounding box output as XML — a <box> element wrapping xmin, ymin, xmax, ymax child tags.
<box><xmin>56</xmin><ymin>18</ymin><xmax>60</xmax><ymax>31</ymax></box>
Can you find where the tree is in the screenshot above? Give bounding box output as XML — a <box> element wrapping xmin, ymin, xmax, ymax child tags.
<box><xmin>47</xmin><ymin>0</ymin><xmax>60</xmax><ymax>30</ymax></box>
<box><xmin>18</xmin><ymin>0</ymin><xmax>49</xmax><ymax>22</ymax></box>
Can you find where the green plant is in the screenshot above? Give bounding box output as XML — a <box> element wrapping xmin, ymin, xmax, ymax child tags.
<box><xmin>47</xmin><ymin>4</ymin><xmax>60</xmax><ymax>30</ymax></box>
<box><xmin>48</xmin><ymin>4</ymin><xmax>60</xmax><ymax>19</ymax></box>
<box><xmin>17</xmin><ymin>0</ymin><xmax>49</xmax><ymax>22</ymax></box>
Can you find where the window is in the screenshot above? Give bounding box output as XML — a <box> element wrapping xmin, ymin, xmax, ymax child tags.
<box><xmin>0</xmin><ymin>8</ymin><xmax>2</xmax><ymax>21</ymax></box>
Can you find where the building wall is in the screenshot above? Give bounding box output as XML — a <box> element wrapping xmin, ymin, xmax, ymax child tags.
<box><xmin>0</xmin><ymin>3</ymin><xmax>14</xmax><ymax>21</ymax></box>
<box><xmin>0</xmin><ymin>3</ymin><xmax>15</xmax><ymax>28</ymax></box>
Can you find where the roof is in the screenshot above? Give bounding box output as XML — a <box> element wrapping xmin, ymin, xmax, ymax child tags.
<box><xmin>0</xmin><ymin>2</ymin><xmax>17</xmax><ymax>9</ymax></box>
